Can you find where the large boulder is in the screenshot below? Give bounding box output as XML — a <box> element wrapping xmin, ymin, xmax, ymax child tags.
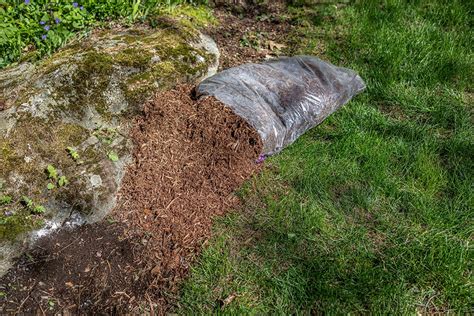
<box><xmin>0</xmin><ymin>25</ymin><xmax>218</xmax><ymax>275</ymax></box>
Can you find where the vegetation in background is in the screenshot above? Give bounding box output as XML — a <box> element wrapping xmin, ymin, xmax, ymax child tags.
<box><xmin>178</xmin><ymin>0</ymin><xmax>473</xmax><ymax>314</ymax></box>
<box><xmin>0</xmin><ymin>0</ymin><xmax>210</xmax><ymax>68</ymax></box>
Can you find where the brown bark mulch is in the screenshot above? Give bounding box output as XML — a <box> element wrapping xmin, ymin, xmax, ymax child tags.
<box><xmin>114</xmin><ymin>85</ymin><xmax>262</xmax><ymax>310</ymax></box>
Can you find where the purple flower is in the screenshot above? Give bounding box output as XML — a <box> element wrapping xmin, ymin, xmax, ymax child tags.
<box><xmin>40</xmin><ymin>21</ymin><xmax>46</xmax><ymax>25</ymax></box>
<box><xmin>80</xmin><ymin>6</ymin><xmax>84</xmax><ymax>10</ymax></box>
<box><xmin>72</xmin><ymin>2</ymin><xmax>78</xmax><ymax>7</ymax></box>
<box><xmin>44</xmin><ymin>25</ymin><xmax>50</xmax><ymax>31</ymax></box>
<box><xmin>256</xmin><ymin>154</ymin><xmax>266</xmax><ymax>164</ymax></box>
<box><xmin>41</xmin><ymin>34</ymin><xmax>47</xmax><ymax>40</ymax></box>
<box><xmin>24</xmin><ymin>0</ymin><xmax>30</xmax><ymax>4</ymax></box>
<box><xmin>55</xmin><ymin>18</ymin><xmax>61</xmax><ymax>24</ymax></box>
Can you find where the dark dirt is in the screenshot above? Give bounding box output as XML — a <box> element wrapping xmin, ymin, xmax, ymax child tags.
<box><xmin>0</xmin><ymin>223</ymin><xmax>149</xmax><ymax>314</ymax></box>
<box><xmin>0</xmin><ymin>4</ymin><xmax>292</xmax><ymax>314</ymax></box>
<box><xmin>0</xmin><ymin>85</ymin><xmax>262</xmax><ymax>314</ymax></box>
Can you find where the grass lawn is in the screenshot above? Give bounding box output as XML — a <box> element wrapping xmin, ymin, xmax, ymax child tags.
<box><xmin>177</xmin><ymin>1</ymin><xmax>473</xmax><ymax>314</ymax></box>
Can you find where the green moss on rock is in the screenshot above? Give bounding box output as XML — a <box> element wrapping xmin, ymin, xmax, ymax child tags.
<box><xmin>147</xmin><ymin>5</ymin><xmax>217</xmax><ymax>40</ymax></box>
<box><xmin>80</xmin><ymin>51</ymin><xmax>114</xmax><ymax>75</ymax></box>
<box><xmin>114</xmin><ymin>48</ymin><xmax>153</xmax><ymax>69</ymax></box>
<box><xmin>0</xmin><ymin>212</ymin><xmax>42</xmax><ymax>241</ymax></box>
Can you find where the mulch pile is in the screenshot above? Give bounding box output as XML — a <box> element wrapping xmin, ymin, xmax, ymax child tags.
<box><xmin>115</xmin><ymin>85</ymin><xmax>262</xmax><ymax>308</ymax></box>
<box><xmin>0</xmin><ymin>85</ymin><xmax>262</xmax><ymax>314</ymax></box>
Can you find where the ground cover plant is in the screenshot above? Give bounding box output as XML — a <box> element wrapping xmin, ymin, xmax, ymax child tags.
<box><xmin>0</xmin><ymin>0</ymin><xmax>209</xmax><ymax>68</ymax></box>
<box><xmin>178</xmin><ymin>0</ymin><xmax>473</xmax><ymax>314</ymax></box>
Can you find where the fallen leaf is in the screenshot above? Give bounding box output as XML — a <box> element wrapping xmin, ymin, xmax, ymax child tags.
<box><xmin>221</xmin><ymin>293</ymin><xmax>237</xmax><ymax>309</ymax></box>
<box><xmin>151</xmin><ymin>265</ymin><xmax>161</xmax><ymax>276</ymax></box>
<box><xmin>267</xmin><ymin>40</ymin><xmax>286</xmax><ymax>52</ymax></box>
<box><xmin>108</xmin><ymin>152</ymin><xmax>119</xmax><ymax>162</ymax></box>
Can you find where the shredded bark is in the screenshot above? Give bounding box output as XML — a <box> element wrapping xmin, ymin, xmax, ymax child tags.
<box><xmin>114</xmin><ymin>85</ymin><xmax>262</xmax><ymax>311</ymax></box>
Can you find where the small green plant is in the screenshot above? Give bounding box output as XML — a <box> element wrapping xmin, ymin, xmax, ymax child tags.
<box><xmin>58</xmin><ymin>176</ymin><xmax>69</xmax><ymax>187</ymax></box>
<box><xmin>45</xmin><ymin>165</ymin><xmax>69</xmax><ymax>189</ymax></box>
<box><xmin>0</xmin><ymin>195</ymin><xmax>12</xmax><ymax>205</ymax></box>
<box><xmin>33</xmin><ymin>205</ymin><xmax>45</xmax><ymax>214</ymax></box>
<box><xmin>239</xmin><ymin>31</ymin><xmax>266</xmax><ymax>50</ymax></box>
<box><xmin>21</xmin><ymin>196</ymin><xmax>45</xmax><ymax>214</ymax></box>
<box><xmin>21</xmin><ymin>196</ymin><xmax>34</xmax><ymax>209</ymax></box>
<box><xmin>46</xmin><ymin>165</ymin><xmax>58</xmax><ymax>180</ymax></box>
<box><xmin>108</xmin><ymin>151</ymin><xmax>119</xmax><ymax>162</ymax></box>
<box><xmin>48</xmin><ymin>299</ymin><xmax>55</xmax><ymax>310</ymax></box>
<box><xmin>66</xmin><ymin>146</ymin><xmax>80</xmax><ymax>161</ymax></box>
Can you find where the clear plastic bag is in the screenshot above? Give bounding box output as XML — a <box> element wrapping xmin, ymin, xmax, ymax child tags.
<box><xmin>196</xmin><ymin>56</ymin><xmax>366</xmax><ymax>155</ymax></box>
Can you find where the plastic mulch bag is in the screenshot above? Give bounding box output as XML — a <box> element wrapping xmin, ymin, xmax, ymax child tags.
<box><xmin>196</xmin><ymin>55</ymin><xmax>366</xmax><ymax>155</ymax></box>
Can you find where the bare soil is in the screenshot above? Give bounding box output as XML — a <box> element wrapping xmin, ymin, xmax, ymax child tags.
<box><xmin>0</xmin><ymin>5</ymin><xmax>290</xmax><ymax>314</ymax></box>
<box><xmin>0</xmin><ymin>222</ymin><xmax>147</xmax><ymax>314</ymax></box>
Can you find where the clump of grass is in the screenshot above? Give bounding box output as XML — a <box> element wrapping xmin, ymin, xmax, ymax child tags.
<box><xmin>178</xmin><ymin>1</ymin><xmax>473</xmax><ymax>314</ymax></box>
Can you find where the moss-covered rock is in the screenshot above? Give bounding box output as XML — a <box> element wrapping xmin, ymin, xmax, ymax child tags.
<box><xmin>0</xmin><ymin>24</ymin><xmax>218</xmax><ymax>275</ymax></box>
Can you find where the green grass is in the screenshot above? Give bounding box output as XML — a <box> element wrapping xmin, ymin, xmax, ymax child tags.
<box><xmin>177</xmin><ymin>1</ymin><xmax>473</xmax><ymax>314</ymax></box>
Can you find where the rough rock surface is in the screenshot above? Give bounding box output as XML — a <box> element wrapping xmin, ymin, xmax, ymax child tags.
<box><xmin>0</xmin><ymin>25</ymin><xmax>218</xmax><ymax>275</ymax></box>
